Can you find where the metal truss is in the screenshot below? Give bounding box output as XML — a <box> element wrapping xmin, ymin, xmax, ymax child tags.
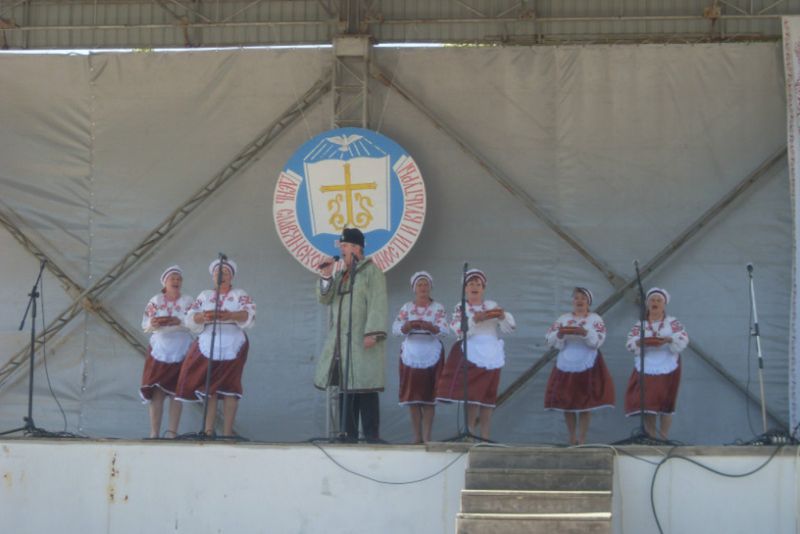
<box><xmin>372</xmin><ymin>61</ymin><xmax>789</xmax><ymax>427</ymax></box>
<box><xmin>0</xmin><ymin>0</ymin><xmax>799</xmax><ymax>49</ymax></box>
<box><xmin>371</xmin><ymin>65</ymin><xmax>626</xmax><ymax>289</ymax></box>
<box><xmin>332</xmin><ymin>34</ymin><xmax>370</xmax><ymax>128</ymax></box>
<box><xmin>0</xmin><ymin>71</ymin><xmax>332</xmax><ymax>390</ymax></box>
<box><xmin>497</xmin><ymin>147</ymin><xmax>788</xmax><ymax>426</ymax></box>
<box><xmin>323</xmin><ymin>4</ymin><xmax>373</xmax><ymax>437</ymax></box>
<box><xmin>0</xmin><ymin>206</ymin><xmax>149</xmax><ymax>359</ymax></box>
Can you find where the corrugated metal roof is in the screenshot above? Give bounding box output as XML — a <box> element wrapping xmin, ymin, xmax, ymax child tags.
<box><xmin>0</xmin><ymin>0</ymin><xmax>797</xmax><ymax>49</ymax></box>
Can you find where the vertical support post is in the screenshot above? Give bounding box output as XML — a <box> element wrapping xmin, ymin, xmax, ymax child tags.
<box><xmin>327</xmin><ymin>31</ymin><xmax>371</xmax><ymax>437</ymax></box>
<box><xmin>332</xmin><ymin>34</ymin><xmax>370</xmax><ymax>129</ymax></box>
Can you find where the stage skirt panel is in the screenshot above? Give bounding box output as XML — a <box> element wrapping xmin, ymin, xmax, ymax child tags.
<box><xmin>544</xmin><ymin>352</ymin><xmax>615</xmax><ymax>412</ymax></box>
<box><xmin>399</xmin><ymin>346</ymin><xmax>444</xmax><ymax>405</ymax></box>
<box><xmin>435</xmin><ymin>342</ymin><xmax>501</xmax><ymax>408</ymax></box>
<box><xmin>624</xmin><ymin>358</ymin><xmax>681</xmax><ymax>416</ymax></box>
<box><xmin>175</xmin><ymin>338</ymin><xmax>249</xmax><ymax>401</ymax></box>
<box><xmin>140</xmin><ymin>345</ymin><xmax>184</xmax><ymax>402</ymax></box>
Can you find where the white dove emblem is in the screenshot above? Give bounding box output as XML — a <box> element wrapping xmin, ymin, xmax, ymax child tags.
<box><xmin>326</xmin><ymin>134</ymin><xmax>363</xmax><ymax>152</ymax></box>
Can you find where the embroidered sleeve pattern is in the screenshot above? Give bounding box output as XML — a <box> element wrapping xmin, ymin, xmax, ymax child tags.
<box><xmin>185</xmin><ymin>294</ymin><xmax>206</xmax><ymax>333</ymax></box>
<box><xmin>450</xmin><ymin>304</ymin><xmax>465</xmax><ymax>338</ymax></box>
<box><xmin>626</xmin><ymin>323</ymin><xmax>642</xmax><ymax>355</ymax></box>
<box><xmin>392</xmin><ymin>303</ymin><xmax>410</xmax><ymax>337</ymax></box>
<box><xmin>433</xmin><ymin>303</ymin><xmax>449</xmax><ymax>337</ymax></box>
<box><xmin>545</xmin><ymin>318</ymin><xmax>565</xmax><ymax>350</ymax></box>
<box><xmin>142</xmin><ymin>297</ymin><xmax>159</xmax><ymax>333</ymax></box>
<box><xmin>235</xmin><ymin>291</ymin><xmax>256</xmax><ymax>329</ymax></box>
<box><xmin>667</xmin><ymin>318</ymin><xmax>689</xmax><ymax>353</ymax></box>
<box><xmin>583</xmin><ymin>316</ymin><xmax>605</xmax><ymax>349</ymax></box>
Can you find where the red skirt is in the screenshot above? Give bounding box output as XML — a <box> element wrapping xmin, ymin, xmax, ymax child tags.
<box><xmin>175</xmin><ymin>338</ymin><xmax>249</xmax><ymax>402</ymax></box>
<box><xmin>544</xmin><ymin>352</ymin><xmax>615</xmax><ymax>412</ymax></box>
<box><xmin>624</xmin><ymin>359</ymin><xmax>681</xmax><ymax>416</ymax></box>
<box><xmin>139</xmin><ymin>346</ymin><xmax>183</xmax><ymax>402</ymax></box>
<box><xmin>435</xmin><ymin>342</ymin><xmax>501</xmax><ymax>407</ymax></box>
<box><xmin>399</xmin><ymin>347</ymin><xmax>444</xmax><ymax>405</ymax></box>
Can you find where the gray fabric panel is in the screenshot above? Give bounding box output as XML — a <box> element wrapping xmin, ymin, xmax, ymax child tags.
<box><xmin>0</xmin><ymin>43</ymin><xmax>789</xmax><ymax>444</ymax></box>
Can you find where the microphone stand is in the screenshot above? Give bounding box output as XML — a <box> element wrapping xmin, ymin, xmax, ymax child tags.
<box><xmin>635</xmin><ymin>261</ymin><xmax>648</xmax><ymax>439</ymax></box>
<box><xmin>445</xmin><ymin>263</ymin><xmax>484</xmax><ymax>442</ymax></box>
<box><xmin>614</xmin><ymin>261</ymin><xmax>666</xmax><ymax>445</ymax></box>
<box><xmin>0</xmin><ymin>259</ymin><xmax>59</xmax><ymax>437</ymax></box>
<box><xmin>747</xmin><ymin>264</ymin><xmax>768</xmax><ymax>434</ymax></box>
<box><xmin>181</xmin><ymin>253</ymin><xmax>226</xmax><ymax>440</ymax></box>
<box><xmin>338</xmin><ymin>255</ymin><xmax>359</xmax><ymax>442</ymax></box>
<box><xmin>742</xmin><ymin>264</ymin><xmax>796</xmax><ymax>445</ymax></box>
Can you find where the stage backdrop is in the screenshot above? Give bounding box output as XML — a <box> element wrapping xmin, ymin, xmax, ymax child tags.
<box><xmin>0</xmin><ymin>42</ymin><xmax>790</xmax><ymax>444</ymax></box>
<box><xmin>784</xmin><ymin>16</ymin><xmax>800</xmax><ymax>437</ymax></box>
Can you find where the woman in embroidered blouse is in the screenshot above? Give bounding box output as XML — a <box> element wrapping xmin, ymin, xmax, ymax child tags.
<box><xmin>392</xmin><ymin>271</ymin><xmax>449</xmax><ymax>443</ymax></box>
<box><xmin>140</xmin><ymin>265</ymin><xmax>194</xmax><ymax>438</ymax></box>
<box><xmin>624</xmin><ymin>287</ymin><xmax>689</xmax><ymax>440</ymax></box>
<box><xmin>435</xmin><ymin>268</ymin><xmax>515</xmax><ymax>440</ymax></box>
<box><xmin>176</xmin><ymin>258</ymin><xmax>256</xmax><ymax>437</ymax></box>
<box><xmin>544</xmin><ymin>287</ymin><xmax>615</xmax><ymax>445</ymax></box>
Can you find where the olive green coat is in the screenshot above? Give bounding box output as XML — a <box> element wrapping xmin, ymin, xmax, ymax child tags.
<box><xmin>314</xmin><ymin>259</ymin><xmax>388</xmax><ymax>392</ymax></box>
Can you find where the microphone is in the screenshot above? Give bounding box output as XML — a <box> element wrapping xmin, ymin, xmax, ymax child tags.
<box><xmin>633</xmin><ymin>259</ymin><xmax>640</xmax><ymax>268</ymax></box>
<box><xmin>318</xmin><ymin>255</ymin><xmax>340</xmax><ymax>269</ymax></box>
<box><xmin>219</xmin><ymin>252</ymin><xmax>228</xmax><ymax>261</ymax></box>
<box><xmin>746</xmin><ymin>263</ymin><xmax>754</xmax><ymax>273</ymax></box>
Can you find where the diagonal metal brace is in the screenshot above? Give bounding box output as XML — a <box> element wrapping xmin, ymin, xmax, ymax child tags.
<box><xmin>373</xmin><ymin>58</ymin><xmax>788</xmax><ymax>421</ymax></box>
<box><xmin>0</xmin><ymin>71</ymin><xmax>332</xmax><ymax>389</ymax></box>
<box><xmin>371</xmin><ymin>64</ymin><xmax>627</xmax><ymax>289</ymax></box>
<box><xmin>497</xmin><ymin>147</ymin><xmax>788</xmax><ymax>427</ymax></box>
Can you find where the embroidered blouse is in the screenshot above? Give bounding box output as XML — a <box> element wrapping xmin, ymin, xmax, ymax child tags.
<box><xmin>625</xmin><ymin>315</ymin><xmax>689</xmax><ymax>375</ymax></box>
<box><xmin>545</xmin><ymin>312</ymin><xmax>606</xmax><ymax>372</ymax></box>
<box><xmin>449</xmin><ymin>300</ymin><xmax>515</xmax><ymax>370</ymax></box>
<box><xmin>141</xmin><ymin>293</ymin><xmax>195</xmax><ymax>363</ymax></box>
<box><xmin>185</xmin><ymin>288</ymin><xmax>256</xmax><ymax>361</ymax></box>
<box><xmin>392</xmin><ymin>300</ymin><xmax>449</xmax><ymax>368</ymax></box>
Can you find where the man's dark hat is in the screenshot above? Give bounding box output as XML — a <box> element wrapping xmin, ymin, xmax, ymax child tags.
<box><xmin>340</xmin><ymin>227</ymin><xmax>365</xmax><ymax>248</ymax></box>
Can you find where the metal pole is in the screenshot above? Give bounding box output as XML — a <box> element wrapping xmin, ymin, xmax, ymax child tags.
<box><xmin>747</xmin><ymin>263</ymin><xmax>769</xmax><ymax>433</ymax></box>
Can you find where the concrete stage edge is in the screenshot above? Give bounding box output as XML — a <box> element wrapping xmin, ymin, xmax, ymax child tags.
<box><xmin>0</xmin><ymin>439</ymin><xmax>797</xmax><ymax>533</ymax></box>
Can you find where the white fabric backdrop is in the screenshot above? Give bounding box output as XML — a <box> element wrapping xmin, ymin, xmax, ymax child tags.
<box><xmin>0</xmin><ymin>43</ymin><xmax>790</xmax><ymax>444</ymax></box>
<box><xmin>784</xmin><ymin>16</ymin><xmax>800</xmax><ymax>437</ymax></box>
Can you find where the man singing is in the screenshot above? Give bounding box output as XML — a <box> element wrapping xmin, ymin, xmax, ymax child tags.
<box><xmin>316</xmin><ymin>228</ymin><xmax>388</xmax><ymax>442</ymax></box>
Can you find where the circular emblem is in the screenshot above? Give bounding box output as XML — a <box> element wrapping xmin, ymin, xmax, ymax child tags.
<box><xmin>273</xmin><ymin>127</ymin><xmax>426</xmax><ymax>272</ymax></box>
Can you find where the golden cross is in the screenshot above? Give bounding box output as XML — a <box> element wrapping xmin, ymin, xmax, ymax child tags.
<box><xmin>320</xmin><ymin>162</ymin><xmax>377</xmax><ymax>228</ymax></box>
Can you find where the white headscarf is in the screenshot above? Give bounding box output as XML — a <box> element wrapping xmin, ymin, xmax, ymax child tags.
<box><xmin>410</xmin><ymin>271</ymin><xmax>433</xmax><ymax>291</ymax></box>
<box><xmin>574</xmin><ymin>286</ymin><xmax>593</xmax><ymax>306</ymax></box>
<box><xmin>160</xmin><ymin>265</ymin><xmax>182</xmax><ymax>286</ymax></box>
<box><xmin>646</xmin><ymin>287</ymin><xmax>670</xmax><ymax>304</ymax></box>
<box><xmin>208</xmin><ymin>258</ymin><xmax>238</xmax><ymax>278</ymax></box>
<box><xmin>465</xmin><ymin>268</ymin><xmax>486</xmax><ymax>286</ymax></box>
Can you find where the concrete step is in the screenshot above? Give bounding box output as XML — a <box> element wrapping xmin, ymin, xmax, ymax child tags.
<box><xmin>468</xmin><ymin>447</ymin><xmax>613</xmax><ymax>470</ymax></box>
<box><xmin>456</xmin><ymin>512</ymin><xmax>612</xmax><ymax>534</ymax></box>
<box><xmin>465</xmin><ymin>467</ymin><xmax>612</xmax><ymax>491</ymax></box>
<box><xmin>461</xmin><ymin>489</ymin><xmax>612</xmax><ymax>514</ymax></box>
